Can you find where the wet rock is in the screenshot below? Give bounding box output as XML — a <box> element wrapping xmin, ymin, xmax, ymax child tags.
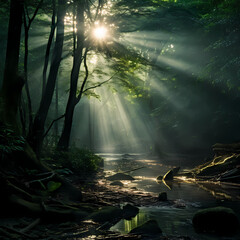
<box><xmin>163</xmin><ymin>170</ymin><xmax>173</xmax><ymax>181</ymax></box>
<box><xmin>122</xmin><ymin>204</ymin><xmax>139</xmax><ymax>220</ymax></box>
<box><xmin>192</xmin><ymin>207</ymin><xmax>239</xmax><ymax>235</ymax></box>
<box><xmin>130</xmin><ymin>219</ymin><xmax>162</xmax><ymax>235</ymax></box>
<box><xmin>156</xmin><ymin>175</ymin><xmax>163</xmax><ymax>181</ymax></box>
<box><xmin>106</xmin><ymin>173</ymin><xmax>135</xmax><ymax>181</ymax></box>
<box><xmin>88</xmin><ymin>206</ymin><xmax>122</xmax><ymax>223</ymax></box>
<box><xmin>158</xmin><ymin>192</ymin><xmax>167</xmax><ymax>201</ymax></box>
<box><xmin>172</xmin><ymin>166</ymin><xmax>180</xmax><ymax>175</ymax></box>
<box><xmin>173</xmin><ymin>199</ymin><xmax>186</xmax><ymax>209</ymax></box>
<box><xmin>110</xmin><ymin>181</ymin><xmax>124</xmax><ymax>186</ymax></box>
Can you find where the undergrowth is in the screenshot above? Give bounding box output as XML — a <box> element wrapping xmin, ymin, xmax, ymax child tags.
<box><xmin>43</xmin><ymin>147</ymin><xmax>103</xmax><ymax>176</ymax></box>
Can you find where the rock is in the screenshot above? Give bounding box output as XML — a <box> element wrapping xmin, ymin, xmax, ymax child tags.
<box><xmin>158</xmin><ymin>192</ymin><xmax>167</xmax><ymax>201</ymax></box>
<box><xmin>156</xmin><ymin>175</ymin><xmax>163</xmax><ymax>181</ymax></box>
<box><xmin>159</xmin><ymin>167</ymin><xmax>180</xmax><ymax>182</ymax></box>
<box><xmin>130</xmin><ymin>220</ymin><xmax>162</xmax><ymax>235</ymax></box>
<box><xmin>110</xmin><ymin>181</ymin><xmax>124</xmax><ymax>186</ymax></box>
<box><xmin>88</xmin><ymin>206</ymin><xmax>122</xmax><ymax>223</ymax></box>
<box><xmin>192</xmin><ymin>207</ymin><xmax>239</xmax><ymax>235</ymax></box>
<box><xmin>163</xmin><ymin>170</ymin><xmax>173</xmax><ymax>181</ymax></box>
<box><xmin>122</xmin><ymin>204</ymin><xmax>139</xmax><ymax>220</ymax></box>
<box><xmin>172</xmin><ymin>166</ymin><xmax>180</xmax><ymax>175</ymax></box>
<box><xmin>106</xmin><ymin>173</ymin><xmax>135</xmax><ymax>181</ymax></box>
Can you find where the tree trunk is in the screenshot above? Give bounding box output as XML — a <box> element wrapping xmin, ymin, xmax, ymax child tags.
<box><xmin>54</xmin><ymin>74</ymin><xmax>59</xmax><ymax>144</ymax></box>
<box><xmin>23</xmin><ymin>16</ymin><xmax>33</xmax><ymax>134</ymax></box>
<box><xmin>28</xmin><ymin>0</ymin><xmax>65</xmax><ymax>155</ymax></box>
<box><xmin>0</xmin><ymin>0</ymin><xmax>24</xmax><ymax>130</ymax></box>
<box><xmin>57</xmin><ymin>0</ymin><xmax>85</xmax><ymax>150</ymax></box>
<box><xmin>42</xmin><ymin>0</ymin><xmax>56</xmax><ymax>99</ymax></box>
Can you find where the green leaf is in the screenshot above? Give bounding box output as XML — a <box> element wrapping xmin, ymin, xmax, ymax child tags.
<box><xmin>47</xmin><ymin>181</ymin><xmax>62</xmax><ymax>192</ymax></box>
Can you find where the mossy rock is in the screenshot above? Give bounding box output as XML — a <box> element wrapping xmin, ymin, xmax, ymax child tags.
<box><xmin>122</xmin><ymin>204</ymin><xmax>139</xmax><ymax>220</ymax></box>
<box><xmin>88</xmin><ymin>206</ymin><xmax>122</xmax><ymax>223</ymax></box>
<box><xmin>192</xmin><ymin>207</ymin><xmax>239</xmax><ymax>235</ymax></box>
<box><xmin>130</xmin><ymin>220</ymin><xmax>162</xmax><ymax>235</ymax></box>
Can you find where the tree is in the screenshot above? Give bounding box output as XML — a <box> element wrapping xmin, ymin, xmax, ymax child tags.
<box><xmin>0</xmin><ymin>0</ymin><xmax>24</xmax><ymax>129</ymax></box>
<box><xmin>0</xmin><ymin>1</ymin><xmax>82</xmax><ymax>215</ymax></box>
<box><xmin>57</xmin><ymin>0</ymin><xmax>86</xmax><ymax>150</ymax></box>
<box><xmin>28</xmin><ymin>0</ymin><xmax>66</xmax><ymax>155</ymax></box>
<box><xmin>22</xmin><ymin>0</ymin><xmax>44</xmax><ymax>135</ymax></box>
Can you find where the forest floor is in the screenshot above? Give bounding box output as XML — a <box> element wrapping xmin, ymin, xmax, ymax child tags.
<box><xmin>0</xmin><ymin>169</ymin><xmax>196</xmax><ymax>240</ymax></box>
<box><xmin>1</xmin><ymin>144</ymin><xmax>240</xmax><ymax>240</ymax></box>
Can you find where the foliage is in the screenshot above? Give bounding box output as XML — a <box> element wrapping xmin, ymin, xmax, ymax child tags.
<box><xmin>196</xmin><ymin>0</ymin><xmax>240</xmax><ymax>89</ymax></box>
<box><xmin>0</xmin><ymin>123</ymin><xmax>25</xmax><ymax>160</ymax></box>
<box><xmin>53</xmin><ymin>148</ymin><xmax>103</xmax><ymax>174</ymax></box>
<box><xmin>47</xmin><ymin>180</ymin><xmax>62</xmax><ymax>192</ymax></box>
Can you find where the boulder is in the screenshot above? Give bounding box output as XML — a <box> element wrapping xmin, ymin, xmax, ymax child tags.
<box><xmin>158</xmin><ymin>192</ymin><xmax>167</xmax><ymax>201</ymax></box>
<box><xmin>106</xmin><ymin>173</ymin><xmax>135</xmax><ymax>181</ymax></box>
<box><xmin>88</xmin><ymin>206</ymin><xmax>122</xmax><ymax>223</ymax></box>
<box><xmin>192</xmin><ymin>207</ymin><xmax>239</xmax><ymax>235</ymax></box>
<box><xmin>122</xmin><ymin>204</ymin><xmax>139</xmax><ymax>220</ymax></box>
<box><xmin>130</xmin><ymin>220</ymin><xmax>162</xmax><ymax>235</ymax></box>
<box><xmin>163</xmin><ymin>170</ymin><xmax>173</xmax><ymax>181</ymax></box>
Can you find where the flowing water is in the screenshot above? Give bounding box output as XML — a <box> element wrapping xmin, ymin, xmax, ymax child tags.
<box><xmin>98</xmin><ymin>153</ymin><xmax>240</xmax><ymax>240</ymax></box>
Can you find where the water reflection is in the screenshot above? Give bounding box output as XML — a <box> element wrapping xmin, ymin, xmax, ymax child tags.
<box><xmin>103</xmin><ymin>153</ymin><xmax>240</xmax><ymax>239</ymax></box>
<box><xmin>123</xmin><ymin>211</ymin><xmax>149</xmax><ymax>233</ymax></box>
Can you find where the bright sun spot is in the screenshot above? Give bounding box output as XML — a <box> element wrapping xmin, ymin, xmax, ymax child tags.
<box><xmin>93</xmin><ymin>26</ymin><xmax>107</xmax><ymax>40</ymax></box>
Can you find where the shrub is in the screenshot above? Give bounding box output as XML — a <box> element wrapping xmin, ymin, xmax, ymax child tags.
<box><xmin>53</xmin><ymin>147</ymin><xmax>103</xmax><ymax>175</ymax></box>
<box><xmin>0</xmin><ymin>123</ymin><xmax>25</xmax><ymax>163</ymax></box>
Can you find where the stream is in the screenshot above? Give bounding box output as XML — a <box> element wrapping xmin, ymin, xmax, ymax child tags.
<box><xmin>99</xmin><ymin>153</ymin><xmax>240</xmax><ymax>240</ymax></box>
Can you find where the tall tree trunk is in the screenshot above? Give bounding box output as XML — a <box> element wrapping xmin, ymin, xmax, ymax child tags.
<box><xmin>57</xmin><ymin>0</ymin><xmax>85</xmax><ymax>150</ymax></box>
<box><xmin>54</xmin><ymin>75</ymin><xmax>59</xmax><ymax>144</ymax></box>
<box><xmin>23</xmin><ymin>15</ymin><xmax>33</xmax><ymax>134</ymax></box>
<box><xmin>0</xmin><ymin>0</ymin><xmax>24</xmax><ymax>130</ymax></box>
<box><xmin>28</xmin><ymin>0</ymin><xmax>65</xmax><ymax>155</ymax></box>
<box><xmin>42</xmin><ymin>0</ymin><xmax>56</xmax><ymax>98</ymax></box>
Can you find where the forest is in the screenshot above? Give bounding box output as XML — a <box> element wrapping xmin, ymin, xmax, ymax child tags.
<box><xmin>0</xmin><ymin>0</ymin><xmax>240</xmax><ymax>239</ymax></box>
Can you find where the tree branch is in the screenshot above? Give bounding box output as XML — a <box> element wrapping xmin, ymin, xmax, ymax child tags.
<box><xmin>43</xmin><ymin>114</ymin><xmax>66</xmax><ymax>138</ymax></box>
<box><xmin>82</xmin><ymin>71</ymin><xmax>118</xmax><ymax>94</ymax></box>
<box><xmin>94</xmin><ymin>0</ymin><xmax>104</xmax><ymax>22</ymax></box>
<box><xmin>29</xmin><ymin>0</ymin><xmax>43</xmax><ymax>25</ymax></box>
<box><xmin>76</xmin><ymin>48</ymin><xmax>89</xmax><ymax>104</ymax></box>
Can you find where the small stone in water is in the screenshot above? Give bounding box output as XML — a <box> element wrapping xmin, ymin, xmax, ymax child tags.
<box><xmin>158</xmin><ymin>192</ymin><xmax>167</xmax><ymax>201</ymax></box>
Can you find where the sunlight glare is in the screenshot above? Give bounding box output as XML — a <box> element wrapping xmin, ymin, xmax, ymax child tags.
<box><xmin>93</xmin><ymin>26</ymin><xmax>108</xmax><ymax>40</ymax></box>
